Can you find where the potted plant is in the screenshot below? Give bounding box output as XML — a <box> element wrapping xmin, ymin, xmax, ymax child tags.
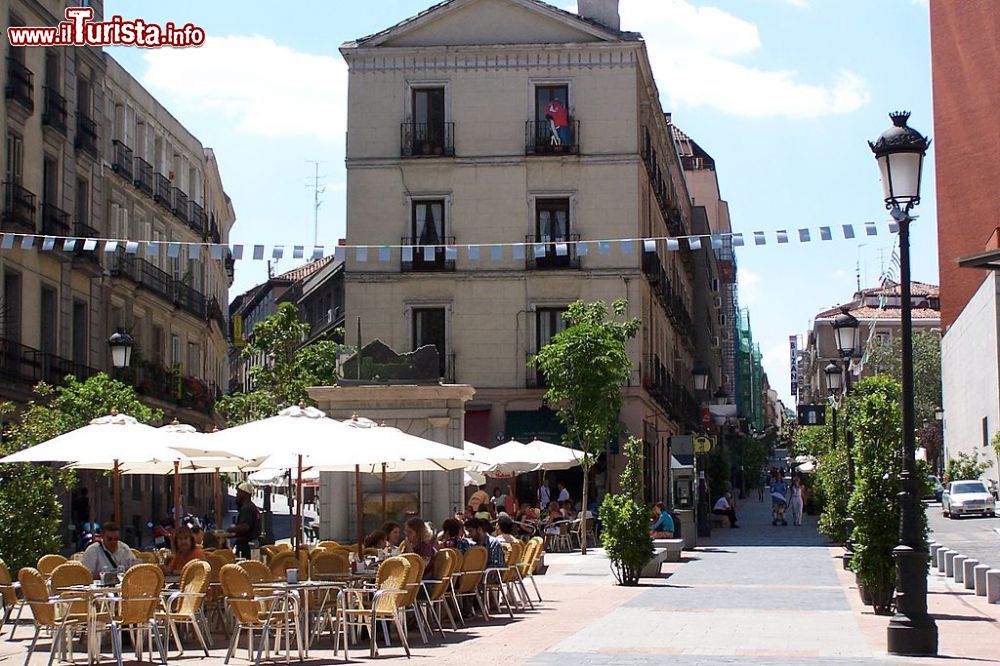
<box><xmin>599</xmin><ymin>436</ymin><xmax>653</xmax><ymax>585</ymax></box>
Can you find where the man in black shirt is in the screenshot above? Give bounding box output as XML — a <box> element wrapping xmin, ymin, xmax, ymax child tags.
<box><xmin>227</xmin><ymin>482</ymin><xmax>261</xmax><ymax>558</ymax></box>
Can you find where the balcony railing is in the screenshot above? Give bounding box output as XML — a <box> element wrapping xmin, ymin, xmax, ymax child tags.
<box><xmin>1</xmin><ymin>182</ymin><xmax>37</xmax><ymax>232</ymax></box>
<box><xmin>641</xmin><ymin>247</ymin><xmax>662</xmax><ymax>281</ymax></box>
<box><xmin>111</xmin><ymin>250</ymin><xmax>209</xmax><ymax>320</ymax></box>
<box><xmin>401</xmin><ymin>122</ymin><xmax>455</xmax><ymax>158</ymax></box>
<box><xmin>209</xmin><ymin>219</ymin><xmax>221</xmax><ymax>244</ymax></box>
<box><xmin>133</xmin><ymin>157</ymin><xmax>154</xmax><ymax>196</ymax></box>
<box><xmin>189</xmin><ymin>201</ymin><xmax>206</xmax><ymax>235</ymax></box>
<box><xmin>525</xmin><ymin>234</ymin><xmax>581</xmax><ymax>269</ymax></box>
<box><xmin>172</xmin><ymin>188</ymin><xmax>189</xmax><ymax>224</ymax></box>
<box><xmin>112</xmin><ymin>141</ymin><xmax>133</xmax><ymax>181</ymax></box>
<box><xmin>75</xmin><ymin>113</ymin><xmax>99</xmax><ymax>160</ymax></box>
<box><xmin>208</xmin><ymin>297</ymin><xmax>227</xmax><ymax>332</ymax></box>
<box><xmin>42</xmin><ymin>87</ymin><xmax>67</xmax><ymax>133</ymax></box>
<box><xmin>224</xmin><ymin>249</ymin><xmax>235</xmax><ymax>284</ymax></box>
<box><xmin>644</xmin><ymin>250</ymin><xmax>695</xmax><ymax>341</ymax></box>
<box><xmin>5</xmin><ymin>57</ymin><xmax>34</xmax><ymax>112</ymax></box>
<box><xmin>525</xmin><ymin>119</ymin><xmax>579</xmax><ymax>155</ymax></box>
<box><xmin>0</xmin><ymin>336</ymin><xmax>99</xmax><ymax>389</ymax></box>
<box><xmin>174</xmin><ymin>280</ymin><xmax>206</xmax><ymax>319</ymax></box>
<box><xmin>73</xmin><ymin>222</ymin><xmax>101</xmax><ymax>266</ymax></box>
<box><xmin>121</xmin><ymin>360</ymin><xmax>217</xmax><ymax>415</ymax></box>
<box><xmin>640</xmin><ymin>353</ymin><xmax>698</xmax><ymax>426</ymax></box>
<box><xmin>400</xmin><ymin>236</ymin><xmax>456</xmax><ymax>272</ymax></box>
<box><xmin>41</xmin><ymin>203</ymin><xmax>71</xmax><ymax>236</ymax></box>
<box><xmin>153</xmin><ymin>173</ymin><xmax>172</xmax><ymax>210</ymax></box>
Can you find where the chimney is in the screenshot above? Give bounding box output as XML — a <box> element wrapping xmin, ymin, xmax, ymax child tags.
<box><xmin>577</xmin><ymin>0</ymin><xmax>620</xmax><ymax>31</ymax></box>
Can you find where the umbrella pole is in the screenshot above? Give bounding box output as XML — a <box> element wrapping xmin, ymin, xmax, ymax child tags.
<box><xmin>295</xmin><ymin>455</ymin><xmax>303</xmax><ymax>550</ymax></box>
<box><xmin>113</xmin><ymin>460</ymin><xmax>120</xmax><ymax>525</ymax></box>
<box><xmin>355</xmin><ymin>465</ymin><xmax>363</xmax><ymax>559</ymax></box>
<box><xmin>213</xmin><ymin>468</ymin><xmax>222</xmax><ymax>532</ymax></box>
<box><xmin>173</xmin><ymin>461</ymin><xmax>181</xmax><ymax>530</ymax></box>
<box><xmin>381</xmin><ymin>463</ymin><xmax>387</xmax><ymax>522</ymax></box>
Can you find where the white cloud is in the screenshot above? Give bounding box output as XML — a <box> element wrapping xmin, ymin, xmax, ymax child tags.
<box><xmin>762</xmin><ymin>342</ymin><xmax>792</xmax><ymax>402</ymax></box>
<box><xmin>141</xmin><ymin>35</ymin><xmax>347</xmax><ymax>142</ymax></box>
<box><xmin>738</xmin><ymin>267</ymin><xmax>762</xmax><ymax>306</ymax></box>
<box><xmin>618</xmin><ymin>0</ymin><xmax>870</xmax><ymax>118</ymax></box>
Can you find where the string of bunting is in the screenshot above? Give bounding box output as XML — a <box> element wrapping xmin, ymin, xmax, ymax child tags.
<box><xmin>0</xmin><ymin>220</ymin><xmax>902</xmax><ymax>263</ymax></box>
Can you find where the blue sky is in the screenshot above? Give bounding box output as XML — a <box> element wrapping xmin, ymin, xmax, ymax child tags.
<box><xmin>106</xmin><ymin>0</ymin><xmax>937</xmax><ymax>406</ymax></box>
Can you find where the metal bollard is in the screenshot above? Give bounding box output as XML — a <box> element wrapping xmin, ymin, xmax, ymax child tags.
<box><xmin>974</xmin><ymin>564</ymin><xmax>990</xmax><ymax>596</ymax></box>
<box><xmin>946</xmin><ymin>551</ymin><xmax>959</xmax><ymax>577</ymax></box>
<box><xmin>987</xmin><ymin>570</ymin><xmax>1000</xmax><ymax>604</ymax></box>
<box><xmin>963</xmin><ymin>559</ymin><xmax>979</xmax><ymax>590</ymax></box>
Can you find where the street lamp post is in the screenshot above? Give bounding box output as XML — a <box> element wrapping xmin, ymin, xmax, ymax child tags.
<box><xmin>934</xmin><ymin>408</ymin><xmax>944</xmax><ymax>476</ymax></box>
<box><xmin>691</xmin><ymin>363</ymin><xmax>712</xmax><ymax>537</ymax></box>
<box><xmin>870</xmin><ymin>111</ymin><xmax>937</xmax><ymax>656</ymax></box>
<box><xmin>107</xmin><ymin>330</ymin><xmax>135</xmax><ymax>369</ymax></box>
<box><xmin>830</xmin><ymin>308</ymin><xmax>859</xmax><ymax>490</ymax></box>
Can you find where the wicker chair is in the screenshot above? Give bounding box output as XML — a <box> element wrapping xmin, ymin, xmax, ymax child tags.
<box><xmin>419</xmin><ymin>548</ymin><xmax>460</xmax><ymax>634</ymax></box>
<box><xmin>49</xmin><ymin>561</ymin><xmax>94</xmax><ymax>620</ymax></box>
<box><xmin>268</xmin><ymin>552</ymin><xmax>297</xmax><ymax>580</ymax></box>
<box><xmin>220</xmin><ymin>563</ymin><xmax>302</xmax><ymax>664</ymax></box>
<box><xmin>36</xmin><ymin>554</ymin><xmax>68</xmax><ymax>578</ymax></box>
<box><xmin>517</xmin><ymin>537</ymin><xmax>544</xmax><ymax>602</ymax></box>
<box><xmin>316</xmin><ymin>541</ymin><xmax>340</xmax><ymax>550</ymax></box>
<box><xmin>136</xmin><ymin>552</ymin><xmax>159</xmax><ymax>565</ymax></box>
<box><xmin>398</xmin><ymin>552</ymin><xmax>430</xmax><ymax>644</ymax></box>
<box><xmin>202</xmin><ymin>553</ymin><xmax>229</xmax><ymax>633</ymax></box>
<box><xmin>238</xmin><ymin>560</ymin><xmax>274</xmax><ymax>585</ymax></box>
<box><xmin>101</xmin><ymin>563</ymin><xmax>168</xmax><ymax>664</ymax></box>
<box><xmin>0</xmin><ymin>558</ymin><xmax>26</xmax><ymax>641</ymax></box>
<box><xmin>17</xmin><ymin>567</ymin><xmax>89</xmax><ymax>665</ymax></box>
<box><xmin>214</xmin><ymin>548</ymin><xmax>236</xmax><ymax>564</ymax></box>
<box><xmin>311</xmin><ymin>552</ymin><xmax>349</xmax><ymax>578</ymax></box>
<box><xmin>157</xmin><ymin>559</ymin><xmax>212</xmax><ymax>657</ymax></box>
<box><xmin>451</xmin><ymin>545</ymin><xmax>489</xmax><ymax>623</ymax></box>
<box><xmin>334</xmin><ymin>556</ymin><xmax>411</xmax><ymax>660</ymax></box>
<box><xmin>482</xmin><ymin>542</ymin><xmax>519</xmax><ymax>618</ymax></box>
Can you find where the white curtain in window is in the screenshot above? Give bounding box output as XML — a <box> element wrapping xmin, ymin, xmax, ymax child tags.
<box><xmin>539</xmin><ymin>210</ymin><xmax>551</xmax><ymax>242</ymax></box>
<box><xmin>430</xmin><ymin>203</ymin><xmax>443</xmax><ymax>243</ymax></box>
<box><xmin>414</xmin><ymin>204</ymin><xmax>426</xmax><ymax>242</ymax></box>
<box><xmin>554</xmin><ymin>209</ymin><xmax>568</xmax><ymax>239</ymax></box>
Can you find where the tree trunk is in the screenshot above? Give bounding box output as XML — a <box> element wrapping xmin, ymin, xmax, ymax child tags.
<box><xmin>580</xmin><ymin>464</ymin><xmax>589</xmax><ymax>555</ymax></box>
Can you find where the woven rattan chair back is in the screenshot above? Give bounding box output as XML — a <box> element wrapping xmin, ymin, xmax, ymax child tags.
<box><xmin>238</xmin><ymin>560</ymin><xmax>273</xmax><ymax>584</ymax></box>
<box><xmin>136</xmin><ymin>551</ymin><xmax>158</xmax><ymax>565</ymax></box>
<box><xmin>311</xmin><ymin>551</ymin><xmax>349</xmax><ymax>576</ymax></box>
<box><xmin>213</xmin><ymin>548</ymin><xmax>236</xmax><ymax>564</ymax></box>
<box><xmin>50</xmin><ymin>561</ymin><xmax>93</xmax><ymax>617</ymax></box>
<box><xmin>427</xmin><ymin>548</ymin><xmax>459</xmax><ymax>601</ymax></box>
<box><xmin>18</xmin><ymin>568</ymin><xmax>56</xmax><ymax>627</ymax></box>
<box><xmin>373</xmin><ymin>556</ymin><xmax>410</xmax><ymax>616</ymax></box>
<box><xmin>502</xmin><ymin>541</ymin><xmax>524</xmax><ymax>583</ymax></box>
<box><xmin>119</xmin><ymin>564</ymin><xmax>164</xmax><ymax>625</ymax></box>
<box><xmin>203</xmin><ymin>553</ymin><xmax>226</xmax><ymax>584</ymax></box>
<box><xmin>36</xmin><ymin>554</ymin><xmax>67</xmax><ymax>576</ymax></box>
<box><xmin>316</xmin><ymin>540</ymin><xmax>340</xmax><ymax>550</ymax></box>
<box><xmin>274</xmin><ymin>543</ymin><xmax>292</xmax><ymax>553</ymax></box>
<box><xmin>268</xmin><ymin>551</ymin><xmax>296</xmax><ymax>579</ymax></box>
<box><xmin>398</xmin><ymin>553</ymin><xmax>424</xmax><ymax>607</ymax></box>
<box><xmin>177</xmin><ymin>559</ymin><xmax>210</xmax><ymax>615</ymax></box>
<box><xmin>0</xmin><ymin>559</ymin><xmax>17</xmax><ymax>606</ymax></box>
<box><xmin>456</xmin><ymin>545</ymin><xmax>487</xmax><ymax>594</ymax></box>
<box><xmin>220</xmin><ymin>564</ymin><xmax>263</xmax><ymax>626</ymax></box>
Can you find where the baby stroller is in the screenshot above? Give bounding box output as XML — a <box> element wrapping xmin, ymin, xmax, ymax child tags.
<box><xmin>771</xmin><ymin>492</ymin><xmax>788</xmax><ymax>526</ymax></box>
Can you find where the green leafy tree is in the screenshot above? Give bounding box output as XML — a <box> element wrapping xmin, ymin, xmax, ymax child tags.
<box><xmin>867</xmin><ymin>332</ymin><xmax>941</xmax><ymax>425</ymax></box>
<box><xmin>0</xmin><ymin>374</ymin><xmax>160</xmax><ymax>571</ymax></box>
<box><xmin>599</xmin><ymin>436</ymin><xmax>653</xmax><ymax>585</ymax></box>
<box><xmin>944</xmin><ymin>450</ymin><xmax>993</xmax><ymax>484</ymax></box>
<box><xmin>533</xmin><ymin>299</ymin><xmax>639</xmax><ymax>555</ymax></box>
<box><xmin>847</xmin><ymin>375</ymin><xmax>928</xmax><ymax>615</ymax></box>
<box><xmin>792</xmin><ymin>407</ymin><xmax>852</xmax><ymax>542</ymax></box>
<box><xmin>218</xmin><ymin>302</ymin><xmax>348</xmax><ymax>425</ymax></box>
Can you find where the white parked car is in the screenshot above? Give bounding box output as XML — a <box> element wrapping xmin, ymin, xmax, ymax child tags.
<box><xmin>942</xmin><ymin>480</ymin><xmax>996</xmax><ymax>519</ymax></box>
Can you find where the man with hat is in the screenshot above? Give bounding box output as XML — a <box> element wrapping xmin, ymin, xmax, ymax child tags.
<box><xmin>227</xmin><ymin>482</ymin><xmax>261</xmax><ymax>558</ymax></box>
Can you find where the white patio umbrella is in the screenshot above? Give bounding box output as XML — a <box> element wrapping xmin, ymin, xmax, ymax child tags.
<box><xmin>0</xmin><ymin>412</ymin><xmax>183</xmax><ymax>524</ymax></box>
<box><xmin>486</xmin><ymin>439</ymin><xmax>546</xmax><ymax>476</ymax></box>
<box><xmin>464</xmin><ymin>470</ymin><xmax>487</xmax><ymax>488</ymax></box>
<box><xmin>463</xmin><ymin>441</ymin><xmax>496</xmax><ymax>472</ymax></box>
<box><xmin>523</xmin><ymin>439</ymin><xmax>584</xmax><ymax>470</ymax></box>
<box><xmin>248</xmin><ymin>467</ymin><xmax>320</xmax><ymax>487</ymax></box>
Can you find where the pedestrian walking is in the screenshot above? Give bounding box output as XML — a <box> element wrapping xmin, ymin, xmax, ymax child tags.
<box><xmin>789</xmin><ymin>477</ymin><xmax>806</xmax><ymax>526</ymax></box>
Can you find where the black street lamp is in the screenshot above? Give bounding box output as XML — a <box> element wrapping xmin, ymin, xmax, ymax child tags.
<box><xmin>870</xmin><ymin>111</ymin><xmax>937</xmax><ymax>656</ymax></box>
<box><xmin>692</xmin><ymin>362</ymin><xmax>710</xmax><ymax>392</ymax></box>
<box><xmin>107</xmin><ymin>330</ymin><xmax>135</xmax><ymax>369</ymax></box>
<box><xmin>832</xmin><ymin>307</ymin><xmax>860</xmax><ymax>359</ymax></box>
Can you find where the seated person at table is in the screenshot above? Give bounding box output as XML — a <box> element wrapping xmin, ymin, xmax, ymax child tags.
<box><xmin>495</xmin><ymin>515</ymin><xmax>519</xmax><ymax>544</ymax></box>
<box><xmin>473</xmin><ymin>503</ymin><xmax>492</xmax><ymax>521</ymax></box>
<box><xmin>438</xmin><ymin>518</ymin><xmax>471</xmax><ymax>553</ymax></box>
<box><xmin>162</xmin><ymin>525</ymin><xmax>205</xmax><ymax>575</ymax></box>
<box><xmin>543</xmin><ymin>502</ymin><xmax>563</xmax><ymax>535</ymax></box>
<box><xmin>80</xmin><ymin>521</ymin><xmax>137</xmax><ymax>578</ymax></box>
<box><xmin>649</xmin><ymin>502</ymin><xmax>674</xmax><ymax>538</ymax></box>
<box><xmin>403</xmin><ymin>517</ymin><xmax>437</xmax><ymax>578</ymax></box>
<box><xmin>364</xmin><ymin>530</ymin><xmax>388</xmax><ymax>550</ymax></box>
<box><xmin>191</xmin><ymin>524</ymin><xmax>205</xmax><ymax>548</ymax></box>
<box><xmin>713</xmin><ymin>492</ymin><xmax>740</xmax><ymax>528</ymax></box>
<box><xmin>561</xmin><ymin>501</ymin><xmax>576</xmax><ymax>519</ymax></box>
<box><xmin>465</xmin><ymin>517</ymin><xmax>505</xmax><ymax>570</ymax></box>
<box><xmin>380</xmin><ymin>521</ymin><xmax>402</xmax><ymax>548</ymax></box>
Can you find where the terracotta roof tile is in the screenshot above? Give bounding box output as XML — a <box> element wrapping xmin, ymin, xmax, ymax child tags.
<box><xmin>272</xmin><ymin>255</ymin><xmax>335</xmax><ymax>283</ymax></box>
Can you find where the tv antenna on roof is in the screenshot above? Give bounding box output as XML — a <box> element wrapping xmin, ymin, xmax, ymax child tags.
<box><xmin>306</xmin><ymin>160</ymin><xmax>327</xmax><ymax>249</ymax></box>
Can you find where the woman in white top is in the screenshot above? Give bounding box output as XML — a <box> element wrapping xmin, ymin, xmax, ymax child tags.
<box><xmin>789</xmin><ymin>477</ymin><xmax>806</xmax><ymax>526</ymax></box>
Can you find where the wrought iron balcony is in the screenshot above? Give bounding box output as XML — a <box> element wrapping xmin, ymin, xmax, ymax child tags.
<box><xmin>5</xmin><ymin>57</ymin><xmax>34</xmax><ymax>112</ymax></box>
<box><xmin>0</xmin><ymin>336</ymin><xmax>99</xmax><ymax>388</ymax></box>
<box><xmin>189</xmin><ymin>201</ymin><xmax>206</xmax><ymax>235</ymax></box>
<box><xmin>400</xmin><ymin>236</ymin><xmax>456</xmax><ymax>272</ymax></box>
<box><xmin>133</xmin><ymin>157</ymin><xmax>154</xmax><ymax>196</ymax></box>
<box><xmin>209</xmin><ymin>219</ymin><xmax>221</xmax><ymax>244</ymax></box>
<box><xmin>75</xmin><ymin>113</ymin><xmax>99</xmax><ymax>160</ymax></box>
<box><xmin>72</xmin><ymin>222</ymin><xmax>101</xmax><ymax>267</ymax></box>
<box><xmin>112</xmin><ymin>141</ymin><xmax>133</xmax><ymax>181</ymax></box>
<box><xmin>173</xmin><ymin>279</ymin><xmax>206</xmax><ymax>319</ymax></box>
<box><xmin>524</xmin><ymin>234</ymin><xmax>581</xmax><ymax>269</ymax></box>
<box><xmin>172</xmin><ymin>188</ymin><xmax>189</xmax><ymax>224</ymax></box>
<box><xmin>641</xmin><ymin>246</ymin><xmax>662</xmax><ymax>281</ymax></box>
<box><xmin>111</xmin><ymin>249</ymin><xmax>209</xmax><ymax>320</ymax></box>
<box><xmin>207</xmin><ymin>297</ymin><xmax>227</xmax><ymax>332</ymax></box>
<box><xmin>41</xmin><ymin>202</ymin><xmax>71</xmax><ymax>236</ymax></box>
<box><xmin>1</xmin><ymin>182</ymin><xmax>37</xmax><ymax>232</ymax></box>
<box><xmin>42</xmin><ymin>87</ymin><xmax>67</xmax><ymax>133</ymax></box>
<box><xmin>526</xmin><ymin>119</ymin><xmax>579</xmax><ymax>155</ymax></box>
<box><xmin>401</xmin><ymin>122</ymin><xmax>455</xmax><ymax>158</ymax></box>
<box><xmin>121</xmin><ymin>360</ymin><xmax>217</xmax><ymax>415</ymax></box>
<box><xmin>224</xmin><ymin>249</ymin><xmax>235</xmax><ymax>284</ymax></box>
<box><xmin>153</xmin><ymin>173</ymin><xmax>172</xmax><ymax>210</ymax></box>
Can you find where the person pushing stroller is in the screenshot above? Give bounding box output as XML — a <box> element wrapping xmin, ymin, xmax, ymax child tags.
<box><xmin>770</xmin><ymin>473</ymin><xmax>789</xmax><ymax>526</ymax></box>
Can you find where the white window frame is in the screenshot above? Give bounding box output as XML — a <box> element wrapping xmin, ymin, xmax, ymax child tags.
<box><xmin>403</xmin><ymin>79</ymin><xmax>451</xmax><ymax>124</ymax></box>
<box><xmin>526</xmin><ymin>77</ymin><xmax>574</xmax><ymax>121</ymax></box>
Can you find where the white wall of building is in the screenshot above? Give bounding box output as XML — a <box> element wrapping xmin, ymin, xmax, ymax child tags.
<box><xmin>941</xmin><ymin>272</ymin><xmax>1000</xmax><ymax>481</ymax></box>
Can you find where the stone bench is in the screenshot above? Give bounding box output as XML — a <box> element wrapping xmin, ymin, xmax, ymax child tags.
<box><xmin>709</xmin><ymin>514</ymin><xmax>730</xmax><ymax>529</ymax></box>
<box><xmin>652</xmin><ymin>538</ymin><xmax>684</xmax><ymax>563</ymax></box>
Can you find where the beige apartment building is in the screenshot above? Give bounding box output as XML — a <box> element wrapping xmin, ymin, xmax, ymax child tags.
<box><xmin>341</xmin><ymin>0</ymin><xmax>722</xmax><ymax>501</ymax></box>
<box><xmin>3</xmin><ymin>0</ymin><xmax>235</xmax><ymax>538</ymax></box>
